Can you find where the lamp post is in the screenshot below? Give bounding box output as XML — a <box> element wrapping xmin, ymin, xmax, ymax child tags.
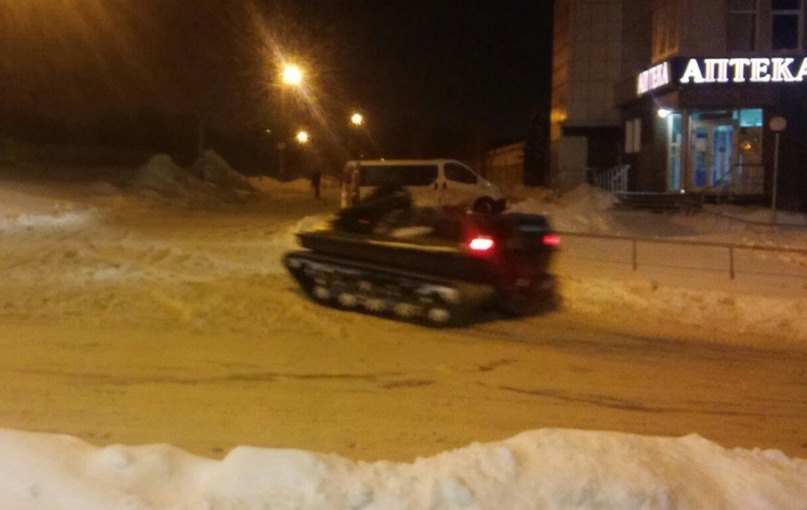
<box><xmin>349</xmin><ymin>111</ymin><xmax>366</xmax><ymax>159</ymax></box>
<box><xmin>769</xmin><ymin>116</ymin><xmax>787</xmax><ymax>224</ymax></box>
<box><xmin>278</xmin><ymin>63</ymin><xmax>304</xmax><ymax>178</ymax></box>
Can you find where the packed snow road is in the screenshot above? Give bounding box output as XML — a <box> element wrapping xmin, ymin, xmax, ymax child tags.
<box><xmin>1</xmin><ymin>179</ymin><xmax>805</xmax><ymax>463</ymax></box>
<box><xmin>1</xmin><ymin>301</ymin><xmax>805</xmax><ymax>463</ymax></box>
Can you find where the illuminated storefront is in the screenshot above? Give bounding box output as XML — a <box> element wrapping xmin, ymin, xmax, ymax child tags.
<box><xmin>626</xmin><ymin>56</ymin><xmax>807</xmax><ymax>199</ymax></box>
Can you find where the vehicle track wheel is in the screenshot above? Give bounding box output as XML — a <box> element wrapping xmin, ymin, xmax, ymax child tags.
<box><xmin>313</xmin><ymin>286</ymin><xmax>331</xmax><ymax>301</ymax></box>
<box><xmin>337</xmin><ymin>293</ymin><xmax>358</xmax><ymax>307</ymax></box>
<box><xmin>427</xmin><ymin>308</ymin><xmax>451</xmax><ymax>324</ymax></box>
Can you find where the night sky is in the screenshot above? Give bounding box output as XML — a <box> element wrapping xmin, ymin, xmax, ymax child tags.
<box><xmin>0</xmin><ymin>0</ymin><xmax>552</xmax><ymax>168</ymax></box>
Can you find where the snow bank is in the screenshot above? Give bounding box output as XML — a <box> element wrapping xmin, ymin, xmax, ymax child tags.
<box><xmin>131</xmin><ymin>154</ymin><xmax>252</xmax><ymax>205</ymax></box>
<box><xmin>248</xmin><ymin>176</ymin><xmax>314</xmax><ymax>194</ymax></box>
<box><xmin>560</xmin><ymin>276</ymin><xmax>807</xmax><ymax>344</ymax></box>
<box><xmin>508</xmin><ymin>184</ymin><xmax>620</xmax><ymax>233</ymax></box>
<box><xmin>191</xmin><ymin>150</ymin><xmax>255</xmax><ymax>193</ymax></box>
<box><xmin>1</xmin><ymin>428</ymin><xmax>804</xmax><ymax>510</ymax></box>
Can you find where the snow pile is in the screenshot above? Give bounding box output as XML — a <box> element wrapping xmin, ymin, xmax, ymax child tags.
<box><xmin>0</xmin><ymin>428</ymin><xmax>804</xmax><ymax>510</ymax></box>
<box><xmin>0</xmin><ymin>209</ymin><xmax>98</xmax><ymax>234</ymax></box>
<box><xmin>560</xmin><ymin>277</ymin><xmax>807</xmax><ymax>344</ymax></box>
<box><xmin>0</xmin><ymin>182</ymin><xmax>100</xmax><ymax>233</ymax></box>
<box><xmin>131</xmin><ymin>154</ymin><xmax>252</xmax><ymax>205</ymax></box>
<box><xmin>508</xmin><ymin>184</ymin><xmax>620</xmax><ymax>233</ymax></box>
<box><xmin>191</xmin><ymin>150</ymin><xmax>255</xmax><ymax>194</ymax></box>
<box><xmin>248</xmin><ymin>176</ymin><xmax>315</xmax><ymax>194</ymax></box>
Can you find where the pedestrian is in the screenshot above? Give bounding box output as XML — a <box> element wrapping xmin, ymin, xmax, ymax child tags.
<box><xmin>311</xmin><ymin>169</ymin><xmax>322</xmax><ymax>199</ymax></box>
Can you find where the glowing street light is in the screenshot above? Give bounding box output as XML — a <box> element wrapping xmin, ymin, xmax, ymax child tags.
<box><xmin>282</xmin><ymin>64</ymin><xmax>303</xmax><ymax>86</ymax></box>
<box><xmin>295</xmin><ymin>130</ymin><xmax>310</xmax><ymax>144</ymax></box>
<box><xmin>350</xmin><ymin>112</ymin><xmax>364</xmax><ymax>127</ymax></box>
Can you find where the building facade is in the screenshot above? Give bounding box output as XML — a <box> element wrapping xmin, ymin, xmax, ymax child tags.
<box><xmin>552</xmin><ymin>0</ymin><xmax>807</xmax><ymax>210</ymax></box>
<box><xmin>484</xmin><ymin>141</ymin><xmax>526</xmax><ymax>186</ymax></box>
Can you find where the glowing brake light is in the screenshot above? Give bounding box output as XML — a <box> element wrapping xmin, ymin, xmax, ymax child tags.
<box><xmin>542</xmin><ymin>234</ymin><xmax>561</xmax><ymax>246</ymax></box>
<box><xmin>468</xmin><ymin>236</ymin><xmax>495</xmax><ymax>252</ymax></box>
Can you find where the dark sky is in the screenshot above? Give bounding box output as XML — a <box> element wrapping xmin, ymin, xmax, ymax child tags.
<box><xmin>0</xmin><ymin>0</ymin><xmax>552</xmax><ymax>152</ymax></box>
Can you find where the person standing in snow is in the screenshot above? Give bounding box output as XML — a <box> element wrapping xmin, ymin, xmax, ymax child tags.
<box><xmin>311</xmin><ymin>169</ymin><xmax>322</xmax><ymax>199</ymax></box>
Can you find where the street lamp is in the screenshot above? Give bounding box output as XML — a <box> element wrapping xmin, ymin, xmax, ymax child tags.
<box><xmin>349</xmin><ymin>112</ymin><xmax>367</xmax><ymax>159</ymax></box>
<box><xmin>277</xmin><ymin>63</ymin><xmax>304</xmax><ymax>178</ymax></box>
<box><xmin>295</xmin><ymin>129</ymin><xmax>310</xmax><ymax>145</ymax></box>
<box><xmin>350</xmin><ymin>112</ymin><xmax>364</xmax><ymax>127</ymax></box>
<box><xmin>282</xmin><ymin>64</ymin><xmax>303</xmax><ymax>86</ymax></box>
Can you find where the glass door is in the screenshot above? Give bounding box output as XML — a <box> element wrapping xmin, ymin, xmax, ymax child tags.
<box><xmin>688</xmin><ymin>112</ymin><xmax>738</xmax><ymax>191</ymax></box>
<box><xmin>666</xmin><ymin>113</ymin><xmax>683</xmax><ymax>191</ymax></box>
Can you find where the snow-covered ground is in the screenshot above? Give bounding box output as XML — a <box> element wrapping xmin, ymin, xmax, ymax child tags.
<box><xmin>1</xmin><ymin>155</ymin><xmax>805</xmax><ymax>509</ymax></box>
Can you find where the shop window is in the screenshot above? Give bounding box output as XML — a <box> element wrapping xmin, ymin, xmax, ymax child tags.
<box><xmin>734</xmin><ymin>108</ymin><xmax>763</xmax><ymax>128</ymax></box>
<box><xmin>771</xmin><ymin>0</ymin><xmax>802</xmax><ymax>50</ymax></box>
<box><xmin>728</xmin><ymin>0</ymin><xmax>758</xmax><ymax>51</ymax></box>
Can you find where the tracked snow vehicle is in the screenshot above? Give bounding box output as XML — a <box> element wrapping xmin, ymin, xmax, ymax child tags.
<box><xmin>284</xmin><ymin>185</ymin><xmax>559</xmax><ymax>326</ymax></box>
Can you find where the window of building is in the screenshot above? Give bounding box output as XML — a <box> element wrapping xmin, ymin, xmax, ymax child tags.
<box><xmin>727</xmin><ymin>0</ymin><xmax>757</xmax><ymax>51</ymax></box>
<box><xmin>652</xmin><ymin>0</ymin><xmax>680</xmax><ymax>60</ymax></box>
<box><xmin>771</xmin><ymin>0</ymin><xmax>802</xmax><ymax>50</ymax></box>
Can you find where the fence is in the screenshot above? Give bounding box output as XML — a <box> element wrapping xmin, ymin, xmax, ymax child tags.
<box><xmin>556</xmin><ymin>230</ymin><xmax>807</xmax><ymax>280</ymax></box>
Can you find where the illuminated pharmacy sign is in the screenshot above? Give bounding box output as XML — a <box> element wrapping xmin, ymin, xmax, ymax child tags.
<box><xmin>637</xmin><ymin>56</ymin><xmax>807</xmax><ymax>95</ymax></box>
<box><xmin>637</xmin><ymin>62</ymin><xmax>670</xmax><ymax>95</ymax></box>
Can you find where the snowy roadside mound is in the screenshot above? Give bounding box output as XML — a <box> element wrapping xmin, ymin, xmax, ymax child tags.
<box><xmin>508</xmin><ymin>184</ymin><xmax>619</xmax><ymax>233</ymax></box>
<box><xmin>131</xmin><ymin>154</ymin><xmax>207</xmax><ymax>198</ymax></box>
<box><xmin>560</xmin><ymin>277</ymin><xmax>807</xmax><ymax>344</ymax></box>
<box><xmin>192</xmin><ymin>150</ymin><xmax>255</xmax><ymax>194</ymax></box>
<box><xmin>131</xmin><ymin>154</ymin><xmax>249</xmax><ymax>205</ymax></box>
<box><xmin>249</xmin><ymin>176</ymin><xmax>315</xmax><ymax>194</ymax></box>
<box><xmin>0</xmin><ymin>209</ymin><xmax>98</xmax><ymax>234</ymax></box>
<box><xmin>0</xmin><ymin>428</ymin><xmax>804</xmax><ymax>510</ymax></box>
<box><xmin>0</xmin><ymin>184</ymin><xmax>99</xmax><ymax>233</ymax></box>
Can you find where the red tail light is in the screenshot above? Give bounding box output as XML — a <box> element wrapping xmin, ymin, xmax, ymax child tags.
<box><xmin>468</xmin><ymin>236</ymin><xmax>495</xmax><ymax>252</ymax></box>
<box><xmin>542</xmin><ymin>234</ymin><xmax>561</xmax><ymax>246</ymax></box>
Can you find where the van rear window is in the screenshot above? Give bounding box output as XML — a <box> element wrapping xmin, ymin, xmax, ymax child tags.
<box><xmin>360</xmin><ymin>165</ymin><xmax>438</xmax><ymax>186</ymax></box>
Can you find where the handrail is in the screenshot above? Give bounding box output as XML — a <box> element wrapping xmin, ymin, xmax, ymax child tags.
<box><xmin>556</xmin><ymin>230</ymin><xmax>807</xmax><ymax>255</ymax></box>
<box><xmin>555</xmin><ymin>230</ymin><xmax>807</xmax><ymax>280</ymax></box>
<box><xmin>698</xmin><ymin>163</ymin><xmax>765</xmax><ymax>200</ymax></box>
<box><xmin>586</xmin><ymin>164</ymin><xmax>629</xmax><ymax>193</ymax></box>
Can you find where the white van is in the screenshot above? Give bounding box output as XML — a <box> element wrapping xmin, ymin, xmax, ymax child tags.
<box><xmin>341</xmin><ymin>159</ymin><xmax>505</xmax><ymax>212</ymax></box>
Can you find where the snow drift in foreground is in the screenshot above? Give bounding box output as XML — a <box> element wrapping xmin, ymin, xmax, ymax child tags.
<box><xmin>1</xmin><ymin>428</ymin><xmax>804</xmax><ymax>510</ymax></box>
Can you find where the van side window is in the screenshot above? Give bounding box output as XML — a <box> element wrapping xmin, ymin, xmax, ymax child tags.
<box><xmin>360</xmin><ymin>165</ymin><xmax>438</xmax><ymax>186</ymax></box>
<box><xmin>444</xmin><ymin>163</ymin><xmax>478</xmax><ymax>184</ymax></box>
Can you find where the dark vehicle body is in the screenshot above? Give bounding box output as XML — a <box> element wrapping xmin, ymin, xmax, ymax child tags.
<box><xmin>285</xmin><ymin>188</ymin><xmax>558</xmax><ymax>325</ymax></box>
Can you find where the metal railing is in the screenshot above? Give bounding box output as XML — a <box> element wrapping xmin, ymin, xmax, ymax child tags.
<box><xmin>556</xmin><ymin>230</ymin><xmax>807</xmax><ymax>280</ymax></box>
<box><xmin>702</xmin><ymin>164</ymin><xmax>765</xmax><ymax>202</ymax></box>
<box><xmin>587</xmin><ymin>165</ymin><xmax>629</xmax><ymax>193</ymax></box>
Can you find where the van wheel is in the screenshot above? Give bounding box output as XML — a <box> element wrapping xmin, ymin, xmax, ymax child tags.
<box><xmin>472</xmin><ymin>197</ymin><xmax>497</xmax><ymax>214</ymax></box>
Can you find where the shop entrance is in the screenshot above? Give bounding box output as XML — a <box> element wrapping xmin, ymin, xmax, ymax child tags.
<box><xmin>684</xmin><ymin>109</ymin><xmax>764</xmax><ymax>195</ymax></box>
<box><xmin>688</xmin><ymin>112</ymin><xmax>737</xmax><ymax>190</ymax></box>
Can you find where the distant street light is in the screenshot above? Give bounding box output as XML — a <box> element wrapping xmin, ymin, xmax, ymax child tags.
<box><xmin>350</xmin><ymin>112</ymin><xmax>364</xmax><ymax>127</ymax></box>
<box><xmin>349</xmin><ymin>112</ymin><xmax>366</xmax><ymax>159</ymax></box>
<box><xmin>295</xmin><ymin>130</ymin><xmax>310</xmax><ymax>145</ymax></box>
